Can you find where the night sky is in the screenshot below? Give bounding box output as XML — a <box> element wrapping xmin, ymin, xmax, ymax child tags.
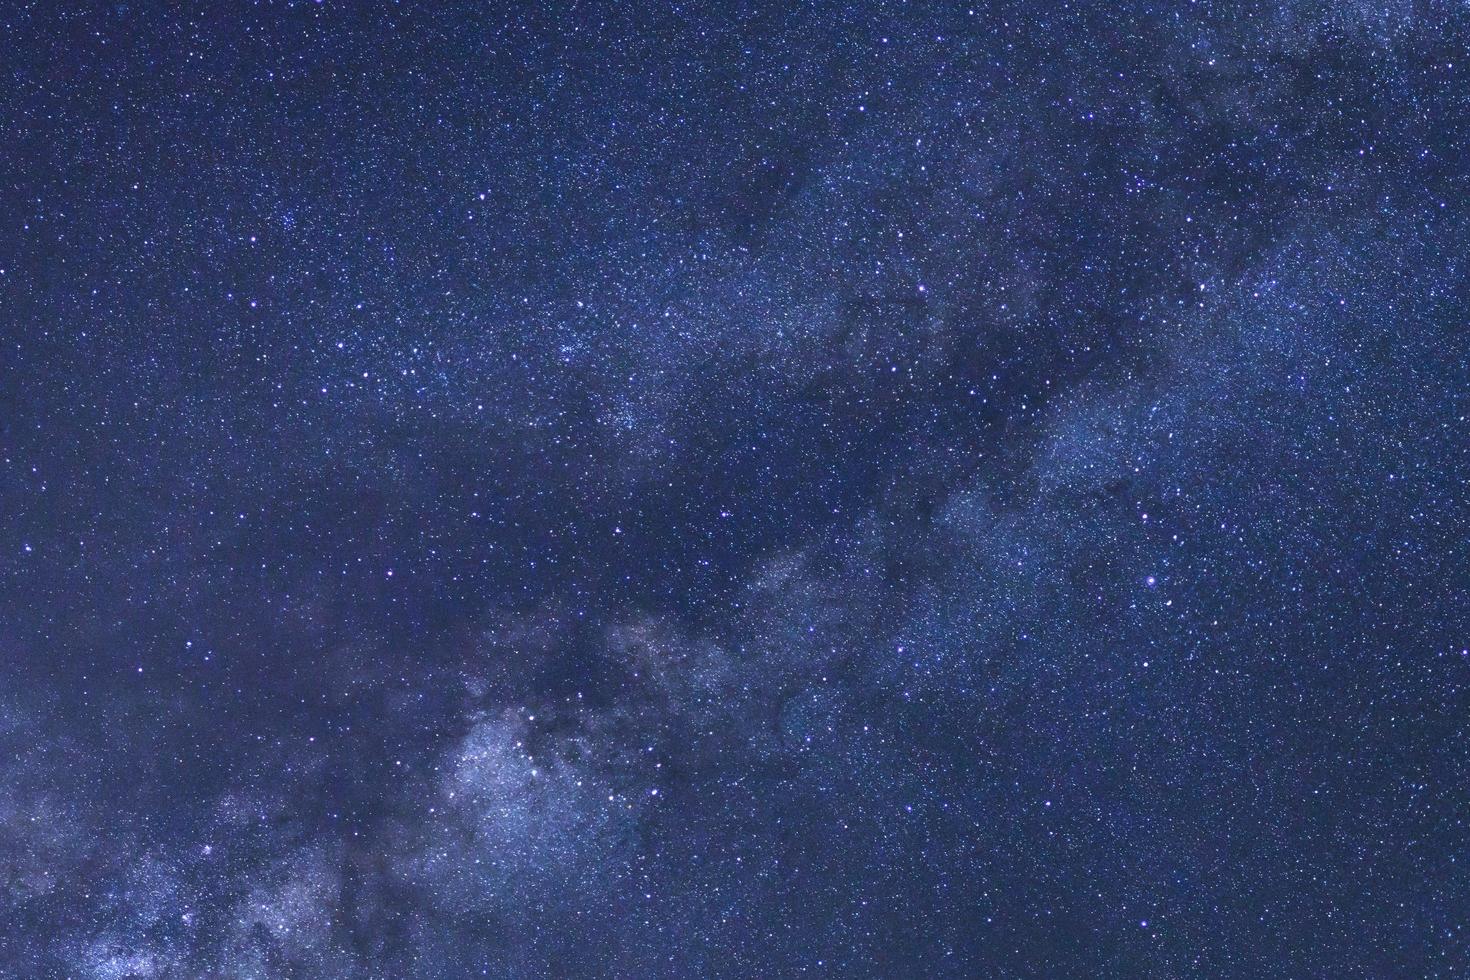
<box><xmin>4</xmin><ymin>2</ymin><xmax>1470</xmax><ymax>977</ymax></box>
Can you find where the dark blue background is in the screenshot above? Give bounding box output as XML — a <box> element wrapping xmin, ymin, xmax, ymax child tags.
<box><xmin>3</xmin><ymin>1</ymin><xmax>1468</xmax><ymax>976</ymax></box>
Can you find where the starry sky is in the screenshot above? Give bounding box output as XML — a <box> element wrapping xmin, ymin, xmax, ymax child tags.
<box><xmin>3</xmin><ymin>1</ymin><xmax>1470</xmax><ymax>977</ymax></box>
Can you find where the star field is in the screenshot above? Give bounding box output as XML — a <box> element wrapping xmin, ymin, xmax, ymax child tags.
<box><xmin>3</xmin><ymin>1</ymin><xmax>1470</xmax><ymax>977</ymax></box>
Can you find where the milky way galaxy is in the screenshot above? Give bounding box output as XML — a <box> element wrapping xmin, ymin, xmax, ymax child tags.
<box><xmin>3</xmin><ymin>2</ymin><xmax>1470</xmax><ymax>977</ymax></box>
